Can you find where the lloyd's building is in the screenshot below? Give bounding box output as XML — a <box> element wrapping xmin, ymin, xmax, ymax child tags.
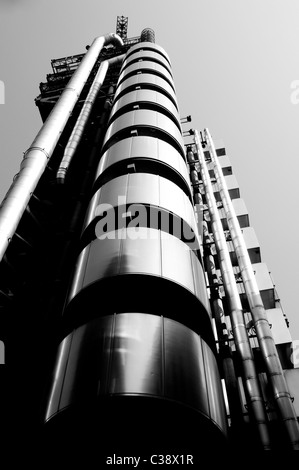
<box><xmin>0</xmin><ymin>17</ymin><xmax>298</xmax><ymax>453</ymax></box>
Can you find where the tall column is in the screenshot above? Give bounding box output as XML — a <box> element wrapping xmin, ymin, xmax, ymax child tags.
<box><xmin>44</xmin><ymin>40</ymin><xmax>228</xmax><ymax>453</ymax></box>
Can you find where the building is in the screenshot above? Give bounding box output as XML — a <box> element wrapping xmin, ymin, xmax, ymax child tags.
<box><xmin>0</xmin><ymin>17</ymin><xmax>298</xmax><ymax>454</ymax></box>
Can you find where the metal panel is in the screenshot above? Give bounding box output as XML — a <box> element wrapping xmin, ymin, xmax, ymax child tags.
<box><xmin>45</xmin><ymin>313</ymin><xmax>227</xmax><ymax>436</ymax></box>
<box><xmin>114</xmin><ymin>74</ymin><xmax>177</xmax><ymax>105</ymax></box>
<box><xmin>190</xmin><ymin>249</ymin><xmax>212</xmax><ymax>316</ymax></box>
<box><xmin>118</xmin><ymin>61</ymin><xmax>174</xmax><ymax>88</ymax></box>
<box><xmin>202</xmin><ymin>340</ymin><xmax>228</xmax><ymax>428</ymax></box>
<box><xmin>81</xmin><ymin>235</ymin><xmax>122</xmax><ymax>288</ymax></box>
<box><xmin>240</xmin><ymin>226</ymin><xmax>260</xmax><ymax>250</ymax></box>
<box><xmin>108</xmin><ymin>313</ymin><xmax>163</xmax><ymax>395</ymax></box>
<box><xmin>119</xmin><ymin>228</ymin><xmax>162</xmax><ymax>276</ymax></box>
<box><xmin>59</xmin><ymin>315</ymin><xmax>113</xmax><ymax>409</ymax></box>
<box><xmin>219</xmin><ymin>198</ymin><xmax>249</xmax><ymax>229</ymax></box>
<box><xmin>229</xmin><ymin>226</ymin><xmax>261</xmax><ymax>265</ymax></box>
<box><xmin>67</xmin><ymin>245</ymin><xmax>91</xmax><ymax>302</ymax></box>
<box><xmin>161</xmin><ymin>233</ymin><xmax>195</xmax><ymax>294</ymax></box>
<box><xmin>96</xmin><ymin>136</ymin><xmax>191</xmax><ymax>191</ymax></box>
<box><xmin>265</xmin><ymin>308</ymin><xmax>292</xmax><ymax>345</ymax></box>
<box><xmin>251</xmin><ymin>262</ymin><xmax>274</xmax><ymax>291</ymax></box>
<box><xmin>251</xmin><ymin>262</ymin><xmax>275</xmax><ymax>309</ymax></box>
<box><xmin>94</xmin><ymin>173</ymin><xmax>130</xmax><ymax>210</ymax></box>
<box><xmin>224</xmin><ymin>174</ymin><xmax>239</xmax><ymax>193</ymax></box>
<box><xmin>110</xmin><ymin>89</ymin><xmax>180</xmax><ymax>125</ymax></box>
<box><xmin>163</xmin><ymin>318</ymin><xmax>209</xmax><ymax>414</ymax></box>
<box><xmin>86</xmin><ymin>174</ymin><xmax>198</xmax><ymax>243</ymax></box>
<box><xmin>68</xmin><ymin>228</ymin><xmax>205</xmax><ymax>309</ymax></box>
<box><xmin>159</xmin><ymin>175</ymin><xmax>189</xmax><ymax>223</ymax></box>
<box><xmin>217</xmin><ymin>154</ymin><xmax>232</xmax><ymax>173</ymax></box>
<box><xmin>45</xmin><ymin>315</ymin><xmax>114</xmax><ymax>420</ymax></box>
<box><xmin>102</xmin><ymin>109</ymin><xmax>185</xmax><ymax>155</ymax></box>
<box><xmin>121</xmin><ymin>50</ymin><xmax>172</xmax><ymax>75</ymax></box>
<box><xmin>45</xmin><ymin>332</ymin><xmax>74</xmax><ymax>421</ymax></box>
<box><xmin>285</xmin><ymin>370</ymin><xmax>299</xmax><ymax>416</ymax></box>
<box><xmin>126</xmin><ymin>41</ymin><xmax>171</xmax><ymax>64</ymax></box>
<box><xmin>126</xmin><ymin>172</ymin><xmax>160</xmax><ymax>206</ymax></box>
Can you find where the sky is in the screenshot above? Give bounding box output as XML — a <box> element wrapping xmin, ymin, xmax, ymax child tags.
<box><xmin>0</xmin><ymin>0</ymin><xmax>298</xmax><ymax>339</ymax></box>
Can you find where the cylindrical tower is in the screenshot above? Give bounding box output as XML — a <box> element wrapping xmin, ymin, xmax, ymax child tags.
<box><xmin>44</xmin><ymin>37</ymin><xmax>228</xmax><ymax>453</ymax></box>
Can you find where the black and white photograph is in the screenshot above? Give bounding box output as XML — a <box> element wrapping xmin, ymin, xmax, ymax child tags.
<box><xmin>0</xmin><ymin>0</ymin><xmax>299</xmax><ymax>460</ymax></box>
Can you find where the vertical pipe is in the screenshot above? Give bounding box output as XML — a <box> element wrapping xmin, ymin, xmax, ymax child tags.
<box><xmin>0</xmin><ymin>33</ymin><xmax>123</xmax><ymax>263</ymax></box>
<box><xmin>56</xmin><ymin>54</ymin><xmax>125</xmax><ymax>183</ymax></box>
<box><xmin>204</xmin><ymin>127</ymin><xmax>299</xmax><ymax>449</ymax></box>
<box><xmin>194</xmin><ymin>131</ymin><xmax>271</xmax><ymax>449</ymax></box>
<box><xmin>202</xmin><ymin>232</ymin><xmax>243</xmax><ymax>432</ymax></box>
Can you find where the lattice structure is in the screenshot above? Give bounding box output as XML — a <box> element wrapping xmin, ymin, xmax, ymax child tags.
<box><xmin>116</xmin><ymin>15</ymin><xmax>128</xmax><ymax>40</ymax></box>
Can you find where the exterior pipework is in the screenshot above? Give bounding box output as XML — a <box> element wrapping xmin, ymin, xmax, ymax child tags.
<box><xmin>57</xmin><ymin>54</ymin><xmax>125</xmax><ymax>183</ymax></box>
<box><xmin>201</xmin><ymin>220</ymin><xmax>244</xmax><ymax>435</ymax></box>
<box><xmin>44</xmin><ymin>40</ymin><xmax>228</xmax><ymax>450</ymax></box>
<box><xmin>204</xmin><ymin>127</ymin><xmax>299</xmax><ymax>449</ymax></box>
<box><xmin>0</xmin><ymin>33</ymin><xmax>123</xmax><ymax>263</ymax></box>
<box><xmin>194</xmin><ymin>131</ymin><xmax>271</xmax><ymax>449</ymax></box>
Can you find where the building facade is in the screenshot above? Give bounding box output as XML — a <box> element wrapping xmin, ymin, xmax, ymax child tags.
<box><xmin>0</xmin><ymin>18</ymin><xmax>298</xmax><ymax>453</ymax></box>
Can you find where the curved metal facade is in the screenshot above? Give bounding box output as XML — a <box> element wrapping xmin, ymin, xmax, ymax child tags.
<box><xmin>44</xmin><ymin>38</ymin><xmax>228</xmax><ymax>450</ymax></box>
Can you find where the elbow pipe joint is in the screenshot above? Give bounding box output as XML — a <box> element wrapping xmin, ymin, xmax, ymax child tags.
<box><xmin>104</xmin><ymin>33</ymin><xmax>124</xmax><ymax>48</ymax></box>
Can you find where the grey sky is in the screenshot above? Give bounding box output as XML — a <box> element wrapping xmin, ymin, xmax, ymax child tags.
<box><xmin>0</xmin><ymin>0</ymin><xmax>298</xmax><ymax>339</ymax></box>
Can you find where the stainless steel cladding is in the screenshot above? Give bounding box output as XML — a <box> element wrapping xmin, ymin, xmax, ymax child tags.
<box><xmin>126</xmin><ymin>42</ymin><xmax>172</xmax><ymax>65</ymax></box>
<box><xmin>56</xmin><ymin>54</ymin><xmax>125</xmax><ymax>184</ymax></box>
<box><xmin>65</xmin><ymin>228</ymin><xmax>213</xmax><ymax>344</ymax></box>
<box><xmin>86</xmin><ymin>174</ymin><xmax>197</xmax><ymax>240</ymax></box>
<box><xmin>121</xmin><ymin>49</ymin><xmax>173</xmax><ymax>76</ymax></box>
<box><xmin>44</xmin><ymin>39</ymin><xmax>228</xmax><ymax>450</ymax></box>
<box><xmin>109</xmin><ymin>89</ymin><xmax>180</xmax><ymax>128</ymax></box>
<box><xmin>102</xmin><ymin>110</ymin><xmax>184</xmax><ymax>156</ymax></box>
<box><xmin>45</xmin><ymin>314</ymin><xmax>227</xmax><ymax>448</ymax></box>
<box><xmin>96</xmin><ymin>136</ymin><xmax>192</xmax><ymax>193</ymax></box>
<box><xmin>0</xmin><ymin>33</ymin><xmax>123</xmax><ymax>263</ymax></box>
<box><xmin>114</xmin><ymin>74</ymin><xmax>178</xmax><ymax>107</ymax></box>
<box><xmin>118</xmin><ymin>61</ymin><xmax>175</xmax><ymax>87</ymax></box>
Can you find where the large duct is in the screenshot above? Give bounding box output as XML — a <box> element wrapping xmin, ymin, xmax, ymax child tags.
<box><xmin>56</xmin><ymin>54</ymin><xmax>125</xmax><ymax>183</ymax></box>
<box><xmin>0</xmin><ymin>33</ymin><xmax>123</xmax><ymax>262</ymax></box>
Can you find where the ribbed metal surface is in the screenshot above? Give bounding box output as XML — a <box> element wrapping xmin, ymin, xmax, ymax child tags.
<box><xmin>45</xmin><ymin>313</ymin><xmax>227</xmax><ymax>436</ymax></box>
<box><xmin>118</xmin><ymin>60</ymin><xmax>175</xmax><ymax>89</ymax></box>
<box><xmin>68</xmin><ymin>227</ymin><xmax>207</xmax><ymax>308</ymax></box>
<box><xmin>114</xmin><ymin>73</ymin><xmax>178</xmax><ymax>106</ymax></box>
<box><xmin>84</xmin><ymin>173</ymin><xmax>197</xmax><ymax>241</ymax></box>
<box><xmin>102</xmin><ymin>109</ymin><xmax>185</xmax><ymax>156</ymax></box>
<box><xmin>109</xmin><ymin>89</ymin><xmax>180</xmax><ymax>128</ymax></box>
<box><xmin>95</xmin><ymin>136</ymin><xmax>192</xmax><ymax>192</ymax></box>
<box><xmin>121</xmin><ymin>49</ymin><xmax>173</xmax><ymax>75</ymax></box>
<box><xmin>126</xmin><ymin>41</ymin><xmax>171</xmax><ymax>65</ymax></box>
